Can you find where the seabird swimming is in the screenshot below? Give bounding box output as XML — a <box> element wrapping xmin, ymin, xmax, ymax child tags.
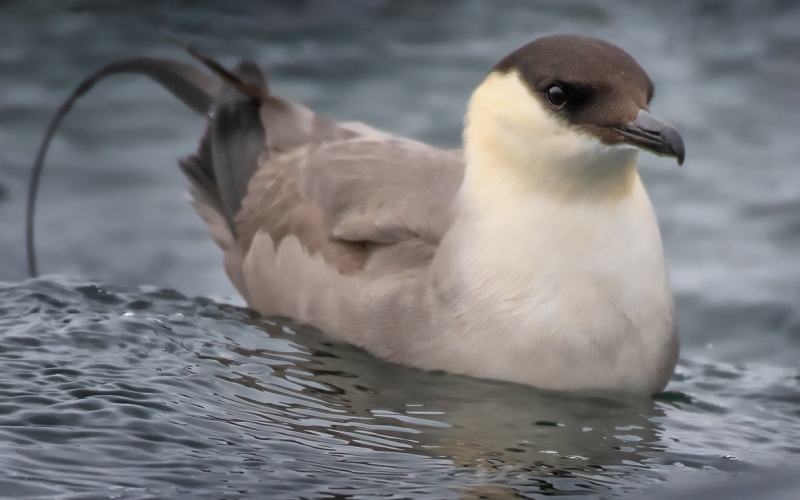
<box><xmin>27</xmin><ymin>34</ymin><xmax>685</xmax><ymax>395</ymax></box>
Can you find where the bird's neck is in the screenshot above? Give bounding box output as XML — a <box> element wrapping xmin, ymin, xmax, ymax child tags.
<box><xmin>462</xmin><ymin>122</ymin><xmax>640</xmax><ymax>210</ymax></box>
<box><xmin>453</xmin><ymin>126</ymin><xmax>659</xmax><ymax>305</ymax></box>
<box><xmin>454</xmin><ymin>144</ymin><xmax>656</xmax><ymax>283</ymax></box>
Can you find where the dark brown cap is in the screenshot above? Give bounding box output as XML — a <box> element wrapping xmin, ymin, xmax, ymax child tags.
<box><xmin>493</xmin><ymin>34</ymin><xmax>684</xmax><ymax>164</ymax></box>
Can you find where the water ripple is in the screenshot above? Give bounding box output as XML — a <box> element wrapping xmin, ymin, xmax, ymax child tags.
<box><xmin>0</xmin><ymin>278</ymin><xmax>795</xmax><ymax>497</ymax></box>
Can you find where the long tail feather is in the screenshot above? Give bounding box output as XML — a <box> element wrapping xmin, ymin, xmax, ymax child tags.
<box><xmin>26</xmin><ymin>57</ymin><xmax>222</xmax><ymax>277</ymax></box>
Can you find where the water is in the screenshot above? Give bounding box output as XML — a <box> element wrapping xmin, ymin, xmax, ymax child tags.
<box><xmin>0</xmin><ymin>0</ymin><xmax>799</xmax><ymax>497</ymax></box>
<box><xmin>0</xmin><ymin>278</ymin><xmax>794</xmax><ymax>498</ymax></box>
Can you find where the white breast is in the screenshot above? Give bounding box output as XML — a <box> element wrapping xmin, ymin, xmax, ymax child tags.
<box><xmin>428</xmin><ymin>175</ymin><xmax>677</xmax><ymax>394</ymax></box>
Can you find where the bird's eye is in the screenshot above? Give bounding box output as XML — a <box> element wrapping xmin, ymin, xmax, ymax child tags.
<box><xmin>545</xmin><ymin>84</ymin><xmax>568</xmax><ymax>107</ymax></box>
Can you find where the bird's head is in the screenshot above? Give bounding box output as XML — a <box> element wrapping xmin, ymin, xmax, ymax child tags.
<box><xmin>464</xmin><ymin>34</ymin><xmax>684</xmax><ymax>201</ymax></box>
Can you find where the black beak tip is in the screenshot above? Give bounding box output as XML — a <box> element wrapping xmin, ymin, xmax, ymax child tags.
<box><xmin>663</xmin><ymin>126</ymin><xmax>685</xmax><ymax>166</ymax></box>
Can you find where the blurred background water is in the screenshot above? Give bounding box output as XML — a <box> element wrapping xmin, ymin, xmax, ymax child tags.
<box><xmin>0</xmin><ymin>0</ymin><xmax>799</xmax><ymax>498</ymax></box>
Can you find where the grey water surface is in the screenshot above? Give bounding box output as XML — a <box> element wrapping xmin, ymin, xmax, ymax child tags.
<box><xmin>1</xmin><ymin>0</ymin><xmax>799</xmax><ymax>498</ymax></box>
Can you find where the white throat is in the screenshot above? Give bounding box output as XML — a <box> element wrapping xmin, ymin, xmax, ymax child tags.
<box><xmin>430</xmin><ymin>70</ymin><xmax>678</xmax><ymax>394</ymax></box>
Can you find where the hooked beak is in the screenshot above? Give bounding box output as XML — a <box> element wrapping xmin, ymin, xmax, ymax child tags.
<box><xmin>616</xmin><ymin>109</ymin><xmax>685</xmax><ymax>166</ymax></box>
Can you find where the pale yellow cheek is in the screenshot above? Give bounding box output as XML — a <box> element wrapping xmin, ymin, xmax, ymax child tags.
<box><xmin>467</xmin><ymin>71</ymin><xmax>594</xmax><ymax>166</ymax></box>
<box><xmin>463</xmin><ymin>69</ymin><xmax>638</xmax><ymax>204</ymax></box>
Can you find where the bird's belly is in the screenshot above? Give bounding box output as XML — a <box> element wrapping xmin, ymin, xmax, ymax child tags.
<box><xmin>431</xmin><ymin>271</ymin><xmax>677</xmax><ymax>394</ymax></box>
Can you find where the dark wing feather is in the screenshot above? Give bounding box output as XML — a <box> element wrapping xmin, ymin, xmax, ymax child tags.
<box><xmin>206</xmin><ymin>61</ymin><xmax>267</xmax><ymax>232</ymax></box>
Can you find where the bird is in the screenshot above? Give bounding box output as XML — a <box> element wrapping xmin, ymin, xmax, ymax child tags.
<box><xmin>28</xmin><ymin>34</ymin><xmax>685</xmax><ymax>395</ymax></box>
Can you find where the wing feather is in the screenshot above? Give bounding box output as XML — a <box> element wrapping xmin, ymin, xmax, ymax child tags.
<box><xmin>301</xmin><ymin>138</ymin><xmax>464</xmax><ymax>246</ymax></box>
<box><xmin>236</xmin><ymin>135</ymin><xmax>463</xmax><ymax>275</ymax></box>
